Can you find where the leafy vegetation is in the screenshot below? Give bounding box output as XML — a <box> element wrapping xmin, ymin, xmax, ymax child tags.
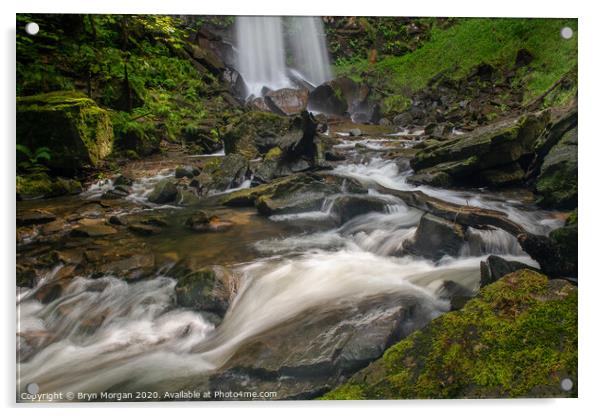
<box><xmin>335</xmin><ymin>18</ymin><xmax>577</xmax><ymax>105</ymax></box>
<box><xmin>16</xmin><ymin>14</ymin><xmax>234</xmax><ymax>158</ymax></box>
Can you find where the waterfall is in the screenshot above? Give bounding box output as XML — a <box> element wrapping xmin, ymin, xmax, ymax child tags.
<box><xmin>235</xmin><ymin>16</ymin><xmax>291</xmax><ymax>98</ymax></box>
<box><xmin>234</xmin><ymin>16</ymin><xmax>333</xmax><ymax>98</ymax></box>
<box><xmin>289</xmin><ymin>17</ymin><xmax>333</xmax><ymax>87</ymax></box>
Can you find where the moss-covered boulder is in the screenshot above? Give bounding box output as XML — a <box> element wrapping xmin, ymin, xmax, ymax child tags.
<box><xmin>535</xmin><ymin>127</ymin><xmax>577</xmax><ymax>209</ymax></box>
<box><xmin>409</xmin><ymin>111</ymin><xmax>549</xmax><ymax>187</ymax></box>
<box><xmin>17</xmin><ymin>91</ymin><xmax>114</xmax><ymax>172</ymax></box>
<box><xmin>16</xmin><ymin>172</ymin><xmax>82</xmax><ymax>200</ymax></box>
<box><xmin>322</xmin><ymin>270</ymin><xmax>577</xmax><ymax>399</ymax></box>
<box><xmin>222</xmin><ymin>111</ymin><xmax>292</xmax><ymax>159</ymax></box>
<box><xmin>174</xmin><ymin>265</ymin><xmax>237</xmax><ymax>323</ymax></box>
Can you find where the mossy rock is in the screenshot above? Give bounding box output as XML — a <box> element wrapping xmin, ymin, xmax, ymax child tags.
<box><xmin>410</xmin><ymin>111</ymin><xmax>549</xmax><ymax>186</ymax></box>
<box><xmin>16</xmin><ymin>172</ymin><xmax>82</xmax><ymax>200</ymax></box>
<box><xmin>174</xmin><ymin>265</ymin><xmax>236</xmax><ymax>321</ymax></box>
<box><xmin>222</xmin><ymin>111</ymin><xmax>294</xmax><ymax>159</ymax></box>
<box><xmin>17</xmin><ymin>91</ymin><xmax>114</xmax><ymax>173</ymax></box>
<box><xmin>535</xmin><ymin>127</ymin><xmax>577</xmax><ymax>209</ymax></box>
<box><xmin>322</xmin><ymin>270</ymin><xmax>577</xmax><ymax>399</ymax></box>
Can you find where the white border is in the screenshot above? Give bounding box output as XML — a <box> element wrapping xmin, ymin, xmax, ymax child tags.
<box><xmin>2</xmin><ymin>1</ymin><xmax>600</xmax><ymax>415</ymax></box>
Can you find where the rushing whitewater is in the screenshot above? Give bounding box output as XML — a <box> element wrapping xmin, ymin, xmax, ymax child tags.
<box><xmin>17</xmin><ymin>125</ymin><xmax>561</xmax><ymax>399</ymax></box>
<box><xmin>289</xmin><ymin>17</ymin><xmax>333</xmax><ymax>87</ymax></box>
<box><xmin>235</xmin><ymin>16</ymin><xmax>291</xmax><ymax>97</ymax></box>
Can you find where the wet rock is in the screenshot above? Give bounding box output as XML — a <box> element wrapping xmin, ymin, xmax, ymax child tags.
<box><xmin>108</xmin><ymin>215</ymin><xmax>127</xmax><ymax>226</ymax></box>
<box><xmin>40</xmin><ymin>220</ymin><xmax>67</xmax><ymax>236</ymax></box>
<box><xmin>222</xmin><ymin>66</ymin><xmax>248</xmax><ymax>98</ymax></box>
<box><xmin>174</xmin><ymin>265</ymin><xmax>238</xmax><ymax>320</ymax></box>
<box><xmin>211</xmin><ymin>292</ymin><xmax>435</xmax><ymax>399</ymax></box>
<box><xmin>436</xmin><ymin>280</ymin><xmax>475</xmax><ymax>310</ymax></box>
<box><xmin>147</xmin><ymin>179</ymin><xmax>177</xmax><ymax>204</ymax></box>
<box><xmin>175</xmin><ymin>188</ymin><xmax>200</xmax><ymax>206</ymax></box>
<box><xmin>113</xmin><ymin>175</ymin><xmax>133</xmax><ymax>187</ymax></box>
<box><xmin>535</xmin><ymin>127</ymin><xmax>577</xmax><ymax>209</ymax></box>
<box><xmin>175</xmin><ymin>165</ymin><xmax>201</xmax><ymax>179</ymax></box>
<box><xmin>128</xmin><ymin>223</ymin><xmax>162</xmax><ymax>236</ymax></box>
<box><xmin>307</xmin><ymin>76</ymin><xmax>367</xmax><ymax>116</ymax></box>
<box><xmin>324</xmin><ymin>150</ymin><xmax>346</xmax><ymax>162</ymax></box>
<box><xmin>17</xmin><ymin>209</ymin><xmax>56</xmax><ymax>226</ymax></box>
<box><xmin>518</xmin><ymin>223</ymin><xmax>577</xmax><ymax>280</ymax></box>
<box><xmin>100</xmin><ymin>253</ymin><xmax>155</xmax><ymax>280</ymax></box>
<box><xmin>402</xmin><ymin>213</ymin><xmax>466</xmax><ymax>260</ymax></box>
<box><xmin>204</xmin><ymin>153</ymin><xmax>249</xmax><ymax>191</ymax></box>
<box><xmin>349</xmin><ymin>128</ymin><xmax>363</xmax><ymax>137</ymax></box>
<box><xmin>393</xmin><ymin>112</ymin><xmax>413</xmax><ymax>127</ymax></box>
<box><xmin>379</xmin><ymin>118</ymin><xmax>392</xmax><ymax>126</ymax></box>
<box><xmin>330</xmin><ymin>195</ymin><xmax>388</xmax><ymax>224</ymax></box>
<box><xmin>70</xmin><ymin>223</ymin><xmax>117</xmax><ymax>237</ymax></box>
<box><xmin>479</xmin><ymin>255</ymin><xmax>537</xmax><ymax>287</ymax></box>
<box><xmin>324</xmin><ymin>270</ymin><xmax>577</xmax><ymax>399</ymax></box>
<box><xmin>102</xmin><ymin>185</ymin><xmax>130</xmax><ymax>199</ymax></box>
<box><xmin>264</xmin><ymin>88</ymin><xmax>309</xmax><ymax>116</ymax></box>
<box><xmin>185</xmin><ymin>211</ymin><xmax>234</xmax><ymax>233</ymax></box>
<box><xmin>410</xmin><ymin>111</ymin><xmax>549</xmax><ymax>187</ymax></box>
<box><xmin>406</xmin><ymin>171</ymin><xmax>453</xmax><ymax>187</ymax></box>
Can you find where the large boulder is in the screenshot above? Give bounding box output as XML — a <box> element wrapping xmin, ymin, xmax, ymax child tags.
<box><xmin>222</xmin><ymin>111</ymin><xmax>291</xmax><ymax>159</ymax></box>
<box><xmin>147</xmin><ymin>179</ymin><xmax>177</xmax><ymax>204</ymax></box>
<box><xmin>324</xmin><ymin>270</ymin><xmax>577</xmax><ymax>399</ymax></box>
<box><xmin>210</xmin><ymin>291</ymin><xmax>438</xmax><ymax>399</ymax></box>
<box><xmin>402</xmin><ymin>213</ymin><xmax>466</xmax><ymax>260</ymax></box>
<box><xmin>17</xmin><ymin>91</ymin><xmax>114</xmax><ymax>173</ymax></box>
<box><xmin>220</xmin><ymin>173</ymin><xmax>367</xmax><ymax>217</ymax></box>
<box><xmin>535</xmin><ymin>127</ymin><xmax>577</xmax><ymax>209</ymax></box>
<box><xmin>264</xmin><ymin>88</ymin><xmax>309</xmax><ymax>116</ymax></box>
<box><xmin>517</xmin><ymin>222</ymin><xmax>577</xmax><ymax>280</ymax></box>
<box><xmin>409</xmin><ymin>111</ymin><xmax>549</xmax><ymax>187</ymax></box>
<box><xmin>203</xmin><ymin>153</ymin><xmax>249</xmax><ymax>192</ymax></box>
<box><xmin>174</xmin><ymin>264</ymin><xmax>238</xmax><ymax>323</ymax></box>
<box><xmin>16</xmin><ymin>172</ymin><xmax>82</xmax><ymax>200</ymax></box>
<box><xmin>330</xmin><ymin>195</ymin><xmax>389</xmax><ymax>224</ymax></box>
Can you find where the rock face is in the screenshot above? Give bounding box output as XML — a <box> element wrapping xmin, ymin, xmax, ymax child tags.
<box><xmin>308</xmin><ymin>77</ymin><xmax>378</xmax><ymax>122</ymax></box>
<box><xmin>264</xmin><ymin>88</ymin><xmax>309</xmax><ymax>116</ymax></box>
<box><xmin>323</xmin><ymin>270</ymin><xmax>577</xmax><ymax>399</ymax></box>
<box><xmin>330</xmin><ymin>195</ymin><xmax>388</xmax><ymax>224</ymax></box>
<box><xmin>535</xmin><ymin>127</ymin><xmax>577</xmax><ymax>209</ymax></box>
<box><xmin>210</xmin><ymin>292</ymin><xmax>438</xmax><ymax>399</ymax></box>
<box><xmin>480</xmin><ymin>255</ymin><xmax>537</xmax><ymax>287</ymax></box>
<box><xmin>402</xmin><ymin>213</ymin><xmax>466</xmax><ymax>260</ymax></box>
<box><xmin>174</xmin><ymin>265</ymin><xmax>237</xmax><ymax>322</ymax></box>
<box><xmin>410</xmin><ymin>111</ymin><xmax>549</xmax><ymax>187</ymax></box>
<box><xmin>518</xmin><ymin>220</ymin><xmax>577</xmax><ymax>280</ymax></box>
<box><xmin>17</xmin><ymin>92</ymin><xmax>114</xmax><ymax>173</ymax></box>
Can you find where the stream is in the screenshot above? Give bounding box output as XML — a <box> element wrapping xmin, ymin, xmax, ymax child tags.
<box><xmin>16</xmin><ymin>135</ymin><xmax>563</xmax><ymax>400</ymax></box>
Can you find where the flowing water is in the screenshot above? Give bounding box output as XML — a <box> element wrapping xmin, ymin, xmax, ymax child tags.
<box><xmin>235</xmin><ymin>16</ymin><xmax>332</xmax><ymax>97</ymax></box>
<box><xmin>16</xmin><ymin>132</ymin><xmax>561</xmax><ymax>400</ymax></box>
<box><xmin>235</xmin><ymin>16</ymin><xmax>291</xmax><ymax>97</ymax></box>
<box><xmin>288</xmin><ymin>17</ymin><xmax>333</xmax><ymax>87</ymax></box>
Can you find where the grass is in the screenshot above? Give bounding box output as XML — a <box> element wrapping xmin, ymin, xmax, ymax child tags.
<box><xmin>335</xmin><ymin>18</ymin><xmax>577</xmax><ymax>104</ymax></box>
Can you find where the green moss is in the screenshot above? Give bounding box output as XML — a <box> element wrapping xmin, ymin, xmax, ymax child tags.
<box><xmin>337</xmin><ymin>18</ymin><xmax>577</xmax><ymax>106</ymax></box>
<box><xmin>17</xmin><ymin>172</ymin><xmax>82</xmax><ymax>199</ymax></box>
<box><xmin>322</xmin><ymin>270</ymin><xmax>577</xmax><ymax>399</ymax></box>
<box><xmin>264</xmin><ymin>147</ymin><xmax>283</xmax><ymax>161</ymax></box>
<box><xmin>566</xmin><ymin>209</ymin><xmax>577</xmax><ymax>226</ymax></box>
<box><xmin>17</xmin><ymin>91</ymin><xmax>114</xmax><ymax>171</ymax></box>
<box><xmin>382</xmin><ymin>94</ymin><xmax>411</xmax><ymax>115</ymax></box>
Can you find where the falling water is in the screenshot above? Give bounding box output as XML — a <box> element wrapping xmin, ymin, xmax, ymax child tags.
<box><xmin>235</xmin><ymin>16</ymin><xmax>291</xmax><ymax>97</ymax></box>
<box><xmin>289</xmin><ymin>17</ymin><xmax>333</xmax><ymax>87</ymax></box>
